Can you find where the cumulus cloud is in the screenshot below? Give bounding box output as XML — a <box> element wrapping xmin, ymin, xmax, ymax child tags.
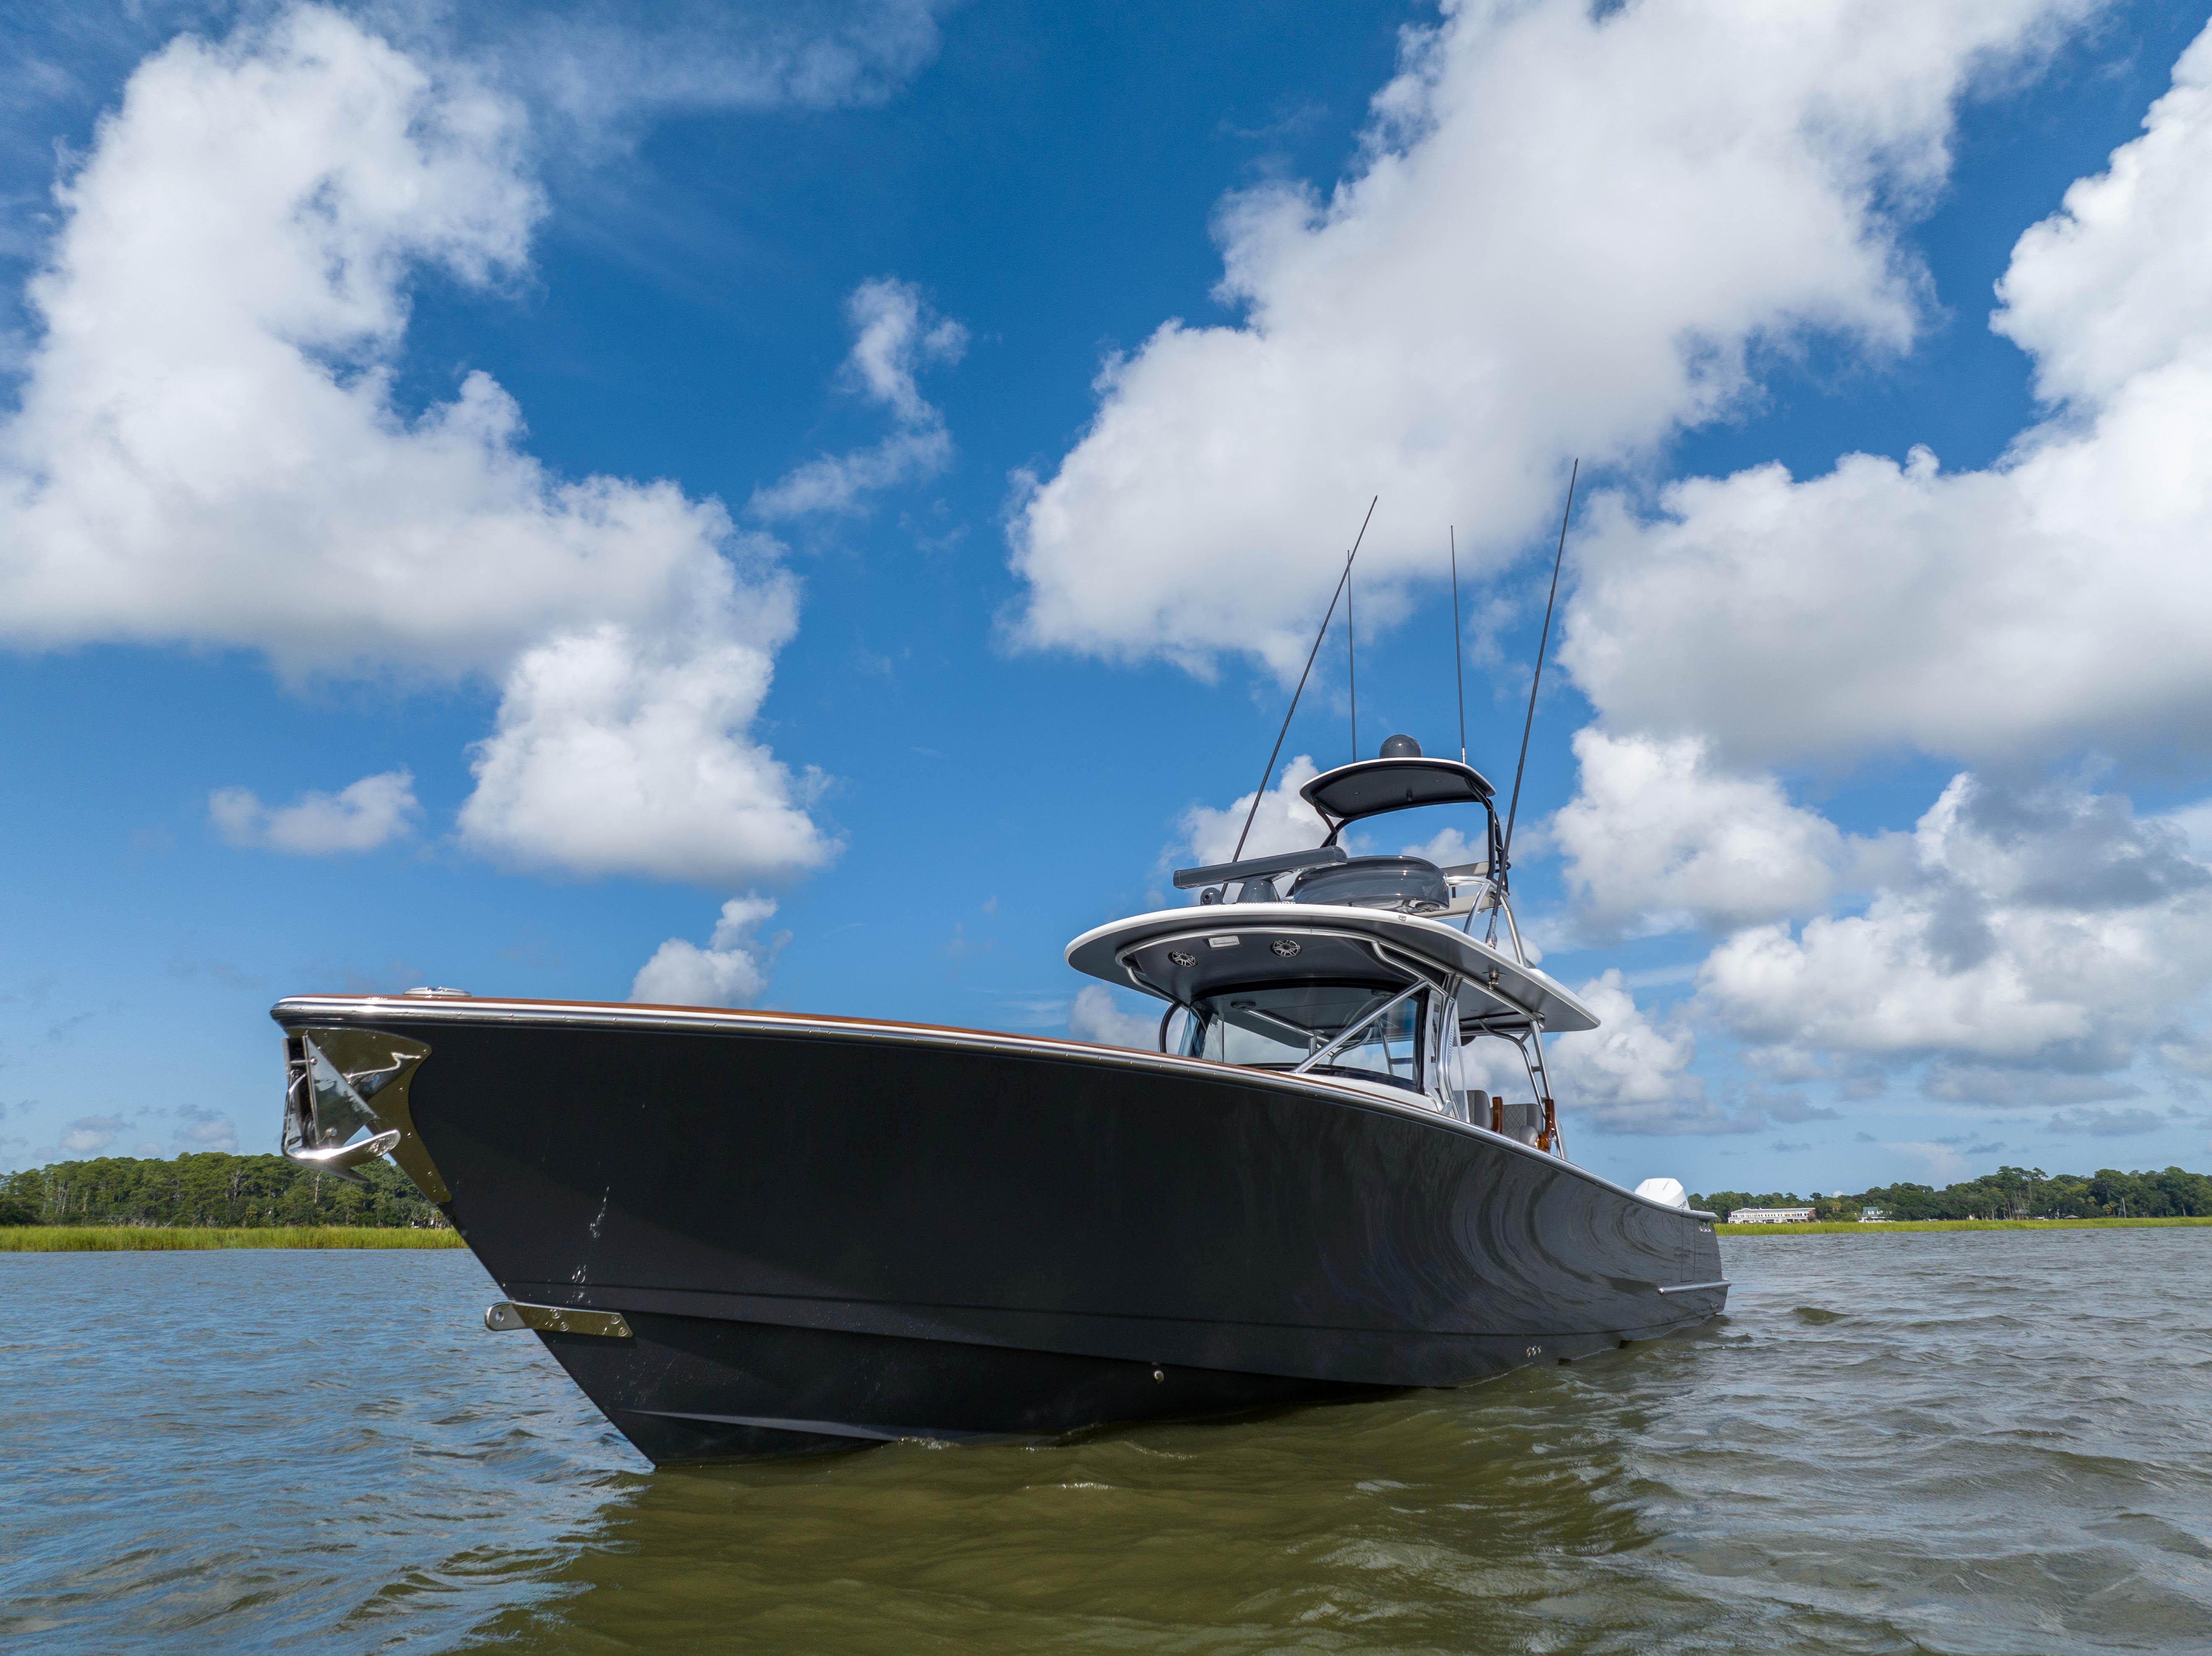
<box><xmin>1523</xmin><ymin>28</ymin><xmax>2212</xmax><ymax>1135</ymax></box>
<box><xmin>629</xmin><ymin>896</ymin><xmax>785</xmax><ymax>1007</ymax></box>
<box><xmin>58</xmin><ymin>1114</ymin><xmax>126</xmax><ymax>1156</ymax></box>
<box><xmin>1008</xmin><ymin>0</ymin><xmax>2088</xmax><ymax>674</ymax></box>
<box><xmin>1453</xmin><ymin>969</ymin><xmax>1720</xmax><ymax>1135</ymax></box>
<box><xmin>1068</xmin><ymin>985</ymin><xmax>1160</xmax><ymax>1050</ymax></box>
<box><xmin>1886</xmin><ymin>1140</ymin><xmax>1970</xmax><ymax>1182</ymax></box>
<box><xmin>0</xmin><ymin>7</ymin><xmax>830</xmax><ymax>885</ymax></box>
<box><xmin>1177</xmin><ymin>755</ymin><xmax>1330</xmax><ymax>870</ymax></box>
<box><xmin>210</xmin><ymin>770</ymin><xmax>420</xmax><ymax>854</ymax></box>
<box><xmin>1563</xmin><ymin>20</ymin><xmax>2212</xmax><ymax>768</ymax></box>
<box><xmin>1698</xmin><ymin>774</ymin><xmax>2212</xmax><ymax>1077</ymax></box>
<box><xmin>750</xmin><ymin>276</ymin><xmax>967</xmax><ymax>519</ymax></box>
<box><xmin>172</xmin><ymin>1104</ymin><xmax>239</xmax><ymax>1153</ymax></box>
<box><xmin>1551</xmin><ymin>729</ymin><xmax>1857</xmax><ymax>935</ymax></box>
<box><xmin>1397</xmin><ymin>826</ymin><xmax>1485</xmax><ymax>867</ymax></box>
<box><xmin>1536</xmin><ymin>971</ymin><xmax>1720</xmax><ymax>1135</ymax></box>
<box><xmin>457</xmin><ymin>621</ymin><xmax>836</xmax><ymax>883</ymax></box>
<box><xmin>1</xmin><ymin>9</ymin><xmax>540</xmax><ymax>671</ymax></box>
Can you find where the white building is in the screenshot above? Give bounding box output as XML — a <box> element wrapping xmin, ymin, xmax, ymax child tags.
<box><xmin>1728</xmin><ymin>1206</ymin><xmax>1816</xmax><ymax>1224</ymax></box>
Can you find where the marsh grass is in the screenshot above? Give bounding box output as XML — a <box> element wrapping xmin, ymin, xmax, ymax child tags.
<box><xmin>1718</xmin><ymin>1216</ymin><xmax>2212</xmax><ymax>1236</ymax></box>
<box><xmin>14</xmin><ymin>1218</ymin><xmax>2204</xmax><ymax>1250</ymax></box>
<box><xmin>0</xmin><ymin>1225</ymin><xmax>467</xmax><ymax>1252</ymax></box>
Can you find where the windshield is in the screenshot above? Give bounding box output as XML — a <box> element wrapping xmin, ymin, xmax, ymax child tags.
<box><xmin>1183</xmin><ymin>981</ymin><xmax>1425</xmax><ymax>1092</ymax></box>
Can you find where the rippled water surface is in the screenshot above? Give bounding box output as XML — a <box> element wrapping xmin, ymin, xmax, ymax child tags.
<box><xmin>6</xmin><ymin>1231</ymin><xmax>2210</xmax><ymax>1653</ymax></box>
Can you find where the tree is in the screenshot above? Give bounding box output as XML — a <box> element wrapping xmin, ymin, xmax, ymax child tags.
<box><xmin>0</xmin><ymin>1153</ymin><xmax>447</xmax><ymax>1227</ymax></box>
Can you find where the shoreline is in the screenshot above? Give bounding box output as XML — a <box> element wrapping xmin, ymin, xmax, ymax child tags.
<box><xmin>0</xmin><ymin>1225</ymin><xmax>466</xmax><ymax>1252</ymax></box>
<box><xmin>1717</xmin><ymin>1216</ymin><xmax>2211</xmax><ymax>1236</ymax></box>
<box><xmin>8</xmin><ymin>1216</ymin><xmax>2206</xmax><ymax>1251</ymax></box>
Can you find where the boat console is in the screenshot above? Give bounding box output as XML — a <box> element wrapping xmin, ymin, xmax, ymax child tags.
<box><xmin>1072</xmin><ymin>737</ymin><xmax>1588</xmax><ymax>1153</ymax></box>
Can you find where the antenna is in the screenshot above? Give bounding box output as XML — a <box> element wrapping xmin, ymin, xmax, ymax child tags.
<box><xmin>1449</xmin><ymin>526</ymin><xmax>1466</xmax><ymax>764</ymax></box>
<box><xmin>1231</xmin><ymin>497</ymin><xmax>1379</xmax><ymax>862</ymax></box>
<box><xmin>1346</xmin><ymin>560</ymin><xmax>1357</xmax><ymax>763</ymax></box>
<box><xmin>1500</xmin><ymin>459</ymin><xmax>1578</xmax><ymax>876</ymax></box>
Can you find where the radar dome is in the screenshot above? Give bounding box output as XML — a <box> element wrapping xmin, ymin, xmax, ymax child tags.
<box><xmin>1378</xmin><ymin>734</ymin><xmax>1422</xmax><ymax>759</ymax></box>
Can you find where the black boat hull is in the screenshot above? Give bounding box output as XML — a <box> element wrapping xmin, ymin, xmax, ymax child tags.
<box><xmin>276</xmin><ymin>1001</ymin><xmax>1726</xmax><ymax>1464</ymax></box>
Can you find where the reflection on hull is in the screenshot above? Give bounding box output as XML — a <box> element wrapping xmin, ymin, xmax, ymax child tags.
<box><xmin>271</xmin><ymin>999</ymin><xmax>1727</xmax><ymax>1465</ymax></box>
<box><xmin>540</xmin><ymin>1311</ymin><xmax>1375</xmax><ymax>1463</ymax></box>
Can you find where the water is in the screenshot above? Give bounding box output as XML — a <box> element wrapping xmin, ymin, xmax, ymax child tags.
<box><xmin>4</xmin><ymin>1231</ymin><xmax>2209</xmax><ymax>1654</ymax></box>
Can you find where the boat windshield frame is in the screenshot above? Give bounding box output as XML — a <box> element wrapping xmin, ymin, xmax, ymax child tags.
<box><xmin>1178</xmin><ymin>976</ymin><xmax>1433</xmax><ymax>1096</ymax></box>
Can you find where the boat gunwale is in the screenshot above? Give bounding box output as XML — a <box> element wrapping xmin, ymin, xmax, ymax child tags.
<box><xmin>266</xmin><ymin>992</ymin><xmax>1715</xmax><ymax>1221</ymax></box>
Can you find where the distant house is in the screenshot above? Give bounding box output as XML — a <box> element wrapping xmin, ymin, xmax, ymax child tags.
<box><xmin>1728</xmin><ymin>1206</ymin><xmax>1816</xmax><ymax>1224</ymax></box>
<box><xmin>1859</xmin><ymin>1206</ymin><xmax>1890</xmax><ymax>1222</ymax></box>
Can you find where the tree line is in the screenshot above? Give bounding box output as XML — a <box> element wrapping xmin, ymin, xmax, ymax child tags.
<box><xmin>1693</xmin><ymin>1164</ymin><xmax>2212</xmax><ymax>1222</ymax></box>
<box><xmin>10</xmin><ymin>1152</ymin><xmax>2207</xmax><ymax>1229</ymax></box>
<box><xmin>0</xmin><ymin>1152</ymin><xmax>449</xmax><ymax>1229</ymax></box>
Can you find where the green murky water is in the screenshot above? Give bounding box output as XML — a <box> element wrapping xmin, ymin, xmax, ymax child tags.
<box><xmin>6</xmin><ymin>1231</ymin><xmax>2209</xmax><ymax>1652</ymax></box>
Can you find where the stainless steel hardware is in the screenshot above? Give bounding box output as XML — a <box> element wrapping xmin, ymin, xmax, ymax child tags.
<box><xmin>281</xmin><ymin>1028</ymin><xmax>447</xmax><ymax>1201</ymax></box>
<box><xmin>285</xmin><ymin>1129</ymin><xmax>401</xmax><ymax>1172</ymax></box>
<box><xmin>485</xmin><ymin>1300</ymin><xmax>634</xmax><ymax>1338</ymax></box>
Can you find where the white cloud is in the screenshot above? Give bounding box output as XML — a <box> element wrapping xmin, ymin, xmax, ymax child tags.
<box><xmin>1177</xmin><ymin>754</ymin><xmax>1330</xmax><ymax>870</ymax></box>
<box><xmin>2156</xmin><ymin>1028</ymin><xmax>2212</xmax><ymax>1079</ymax></box>
<box><xmin>1884</xmin><ymin>1140</ymin><xmax>1969</xmax><ymax>1183</ymax></box>
<box><xmin>0</xmin><ymin>3</ymin><xmax>951</xmax><ymax>203</ymax></box>
<box><xmin>1563</xmin><ymin>20</ymin><xmax>2212</xmax><ymax>768</ymax></box>
<box><xmin>1541</xmin><ymin>971</ymin><xmax>1720</xmax><ymax>1136</ymax></box>
<box><xmin>1508</xmin><ymin>23</ymin><xmax>2212</xmax><ymax>1137</ymax></box>
<box><xmin>2162</xmin><ymin>798</ymin><xmax>2212</xmax><ymax>864</ymax></box>
<box><xmin>1923</xmin><ymin>1063</ymin><xmax>2136</xmax><ymax>1106</ymax></box>
<box><xmin>172</xmin><ymin>1104</ymin><xmax>239</xmax><ymax>1154</ymax></box>
<box><xmin>1550</xmin><ymin>729</ymin><xmax>1859</xmax><ymax>935</ymax></box>
<box><xmin>1698</xmin><ymin>774</ymin><xmax>2212</xmax><ymax>1075</ymax></box>
<box><xmin>210</xmin><ymin>769</ymin><xmax>420</xmax><ymax>854</ymax></box>
<box><xmin>462</xmin><ymin>0</ymin><xmax>949</xmax><ymax>142</ymax></box>
<box><xmin>58</xmin><ymin>1113</ymin><xmax>126</xmax><ymax>1156</ymax></box>
<box><xmin>0</xmin><ymin>7</ymin><xmax>830</xmax><ymax>886</ymax></box>
<box><xmin>749</xmin><ymin>276</ymin><xmax>967</xmax><ymax>519</ymax></box>
<box><xmin>1399</xmin><ymin>825</ymin><xmax>1484</xmax><ymax>868</ymax></box>
<box><xmin>2049</xmin><ymin>1106</ymin><xmax>2165</xmax><ymax>1137</ymax></box>
<box><xmin>1455</xmin><ymin>969</ymin><xmax>1719</xmax><ymax>1135</ymax></box>
<box><xmin>0</xmin><ymin>9</ymin><xmax>543</xmax><ymax>672</ymax></box>
<box><xmin>1068</xmin><ymin>985</ymin><xmax>1159</xmax><ymax>1050</ymax></box>
<box><xmin>629</xmin><ymin>896</ymin><xmax>785</xmax><ymax>1007</ymax></box>
<box><xmin>457</xmin><ymin>620</ymin><xmax>835</xmax><ymax>884</ymax></box>
<box><xmin>1008</xmin><ymin>0</ymin><xmax>2087</xmax><ymax>674</ymax></box>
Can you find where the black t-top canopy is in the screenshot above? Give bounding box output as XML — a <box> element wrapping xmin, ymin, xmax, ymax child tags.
<box><xmin>1299</xmin><ymin>755</ymin><xmax>1496</xmax><ymax>828</ymax></box>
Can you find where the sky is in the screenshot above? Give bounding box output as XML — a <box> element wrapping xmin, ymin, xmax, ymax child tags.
<box><xmin>3</xmin><ymin>0</ymin><xmax>2211</xmax><ymax>1198</ymax></box>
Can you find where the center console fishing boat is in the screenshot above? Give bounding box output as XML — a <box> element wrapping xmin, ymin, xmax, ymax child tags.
<box><xmin>271</xmin><ymin>739</ymin><xmax>1725</xmax><ymax>1465</ymax></box>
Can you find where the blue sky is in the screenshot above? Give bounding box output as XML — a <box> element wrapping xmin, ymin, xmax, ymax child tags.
<box><xmin>4</xmin><ymin>0</ymin><xmax>2212</xmax><ymax>1198</ymax></box>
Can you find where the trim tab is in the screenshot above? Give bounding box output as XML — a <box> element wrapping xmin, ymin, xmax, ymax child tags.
<box><xmin>485</xmin><ymin>1299</ymin><xmax>634</xmax><ymax>1338</ymax></box>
